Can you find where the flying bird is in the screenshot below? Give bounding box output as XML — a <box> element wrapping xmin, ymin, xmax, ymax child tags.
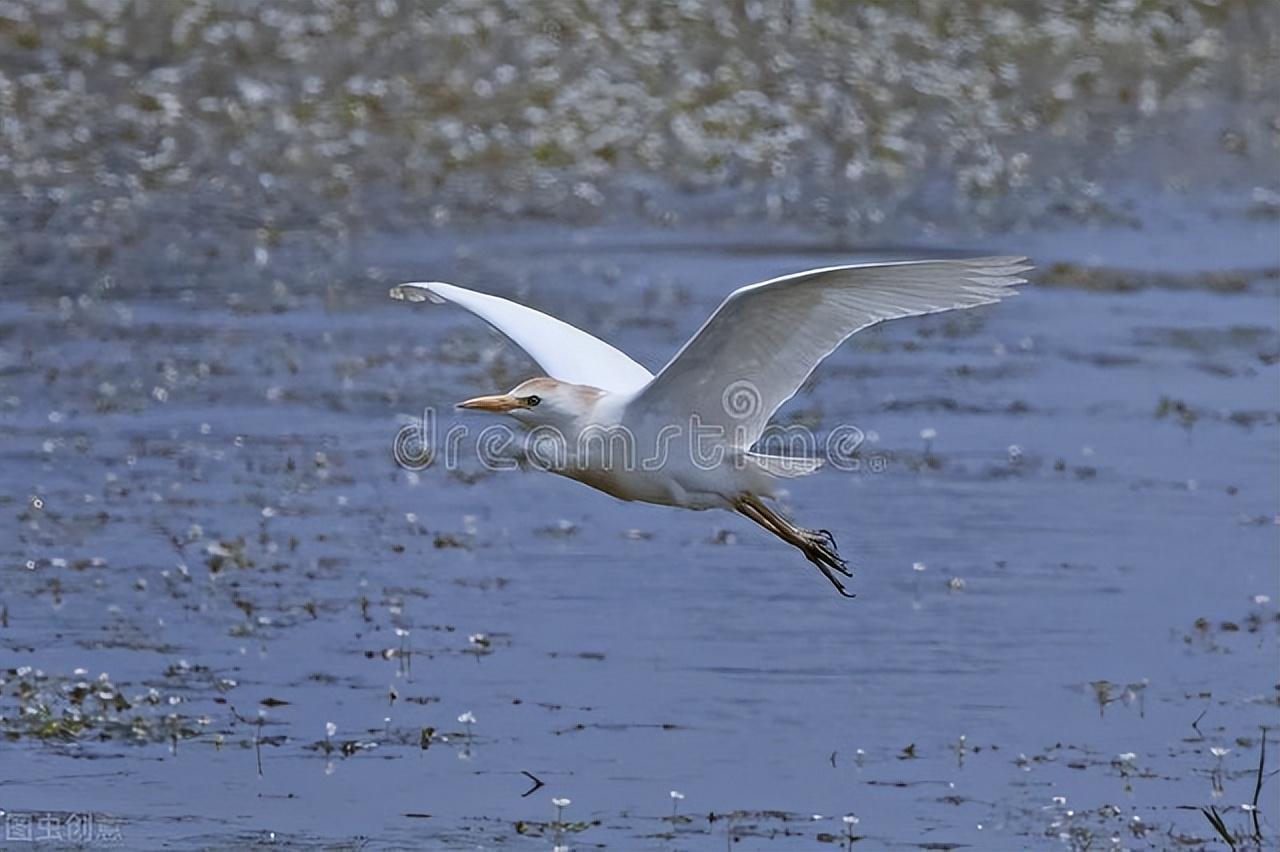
<box><xmin>390</xmin><ymin>257</ymin><xmax>1030</xmax><ymax>596</ymax></box>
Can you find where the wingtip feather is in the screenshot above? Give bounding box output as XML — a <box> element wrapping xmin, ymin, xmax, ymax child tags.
<box><xmin>389</xmin><ymin>283</ymin><xmax>446</xmax><ymax>304</ymax></box>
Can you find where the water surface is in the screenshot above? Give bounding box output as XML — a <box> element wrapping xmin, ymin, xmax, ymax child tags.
<box><xmin>3</xmin><ymin>222</ymin><xmax>1277</xmax><ymax>849</ymax></box>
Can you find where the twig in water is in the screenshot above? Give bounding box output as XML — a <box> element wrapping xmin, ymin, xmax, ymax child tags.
<box><xmin>254</xmin><ymin>714</ymin><xmax>264</xmax><ymax>776</ymax></box>
<box><xmin>1191</xmin><ymin>706</ymin><xmax>1208</xmax><ymax>739</ymax></box>
<box><xmin>1250</xmin><ymin>727</ymin><xmax>1266</xmax><ymax>843</ymax></box>
<box><xmin>520</xmin><ymin>770</ymin><xmax>544</xmax><ymax>798</ymax></box>
<box><xmin>228</xmin><ymin>704</ymin><xmax>266</xmax><ymax>777</ymax></box>
<box><xmin>1200</xmin><ymin>805</ymin><xmax>1235</xmax><ymax>850</ymax></box>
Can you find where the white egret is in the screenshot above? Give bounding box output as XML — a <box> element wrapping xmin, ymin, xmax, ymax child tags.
<box><xmin>390</xmin><ymin>257</ymin><xmax>1030</xmax><ymax>596</ymax></box>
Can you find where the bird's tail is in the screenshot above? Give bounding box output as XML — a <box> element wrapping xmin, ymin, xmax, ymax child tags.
<box><xmin>747</xmin><ymin>452</ymin><xmax>825</xmax><ymax>478</ymax></box>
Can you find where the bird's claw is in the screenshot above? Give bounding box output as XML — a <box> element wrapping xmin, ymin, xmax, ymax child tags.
<box><xmin>733</xmin><ymin>495</ymin><xmax>854</xmax><ymax>597</ymax></box>
<box><xmin>802</xmin><ymin>533</ymin><xmax>855</xmax><ymax>596</ymax></box>
<box><xmin>809</xmin><ymin>554</ymin><xmax>856</xmax><ymax>597</ymax></box>
<box><xmin>799</xmin><ymin>529</ymin><xmax>852</xmax><ymax>578</ymax></box>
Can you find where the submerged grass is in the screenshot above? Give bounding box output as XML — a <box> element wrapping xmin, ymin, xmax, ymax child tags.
<box><xmin>0</xmin><ymin>667</ymin><xmax>205</xmax><ymax>747</ymax></box>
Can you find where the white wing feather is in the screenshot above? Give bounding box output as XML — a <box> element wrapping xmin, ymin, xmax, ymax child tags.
<box><xmin>390</xmin><ymin>281</ymin><xmax>654</xmax><ymax>394</ymax></box>
<box><xmin>630</xmin><ymin>257</ymin><xmax>1031</xmax><ymax>446</ymax></box>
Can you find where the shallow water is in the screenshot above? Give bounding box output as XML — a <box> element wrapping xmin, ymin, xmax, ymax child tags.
<box><xmin>2</xmin><ymin>2</ymin><xmax>1278</xmax><ymax>846</ymax></box>
<box><xmin>2</xmin><ymin>216</ymin><xmax>1277</xmax><ymax>849</ymax></box>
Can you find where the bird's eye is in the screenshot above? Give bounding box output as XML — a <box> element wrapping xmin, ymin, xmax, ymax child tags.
<box><xmin>525</xmin><ymin>395</ymin><xmax>541</xmax><ymax>407</ymax></box>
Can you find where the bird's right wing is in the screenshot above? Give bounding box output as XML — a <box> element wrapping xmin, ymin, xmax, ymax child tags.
<box><xmin>630</xmin><ymin>257</ymin><xmax>1031</xmax><ymax>447</ymax></box>
<box><xmin>390</xmin><ymin>281</ymin><xmax>654</xmax><ymax>394</ymax></box>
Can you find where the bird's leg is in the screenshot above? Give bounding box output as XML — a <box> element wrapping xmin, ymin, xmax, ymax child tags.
<box><xmin>742</xmin><ymin>495</ymin><xmax>852</xmax><ymax>577</ymax></box>
<box><xmin>781</xmin><ymin>517</ymin><xmax>840</xmax><ymax>552</ymax></box>
<box><xmin>794</xmin><ymin>526</ymin><xmax>840</xmax><ymax>553</ymax></box>
<box><xmin>735</xmin><ymin>495</ymin><xmax>855</xmax><ymax>597</ymax></box>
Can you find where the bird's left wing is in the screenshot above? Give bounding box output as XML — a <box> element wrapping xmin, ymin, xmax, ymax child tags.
<box><xmin>630</xmin><ymin>257</ymin><xmax>1031</xmax><ymax>447</ymax></box>
<box><xmin>390</xmin><ymin>281</ymin><xmax>654</xmax><ymax>394</ymax></box>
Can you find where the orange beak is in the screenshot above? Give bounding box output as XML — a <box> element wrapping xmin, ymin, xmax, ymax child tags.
<box><xmin>456</xmin><ymin>393</ymin><xmax>522</xmax><ymax>412</ymax></box>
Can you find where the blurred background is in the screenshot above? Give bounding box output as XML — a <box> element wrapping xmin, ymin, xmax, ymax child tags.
<box><xmin>2</xmin><ymin>2</ymin><xmax>1278</xmax><ymax>849</ymax></box>
<box><xmin>3</xmin><ymin>0</ymin><xmax>1277</xmax><ymax>291</ymax></box>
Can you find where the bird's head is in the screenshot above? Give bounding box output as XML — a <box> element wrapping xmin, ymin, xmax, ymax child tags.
<box><xmin>456</xmin><ymin>377</ymin><xmax>601</xmax><ymax>429</ymax></box>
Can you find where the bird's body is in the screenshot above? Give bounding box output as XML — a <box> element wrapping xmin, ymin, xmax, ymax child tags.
<box><xmin>563</xmin><ymin>422</ymin><xmax>781</xmax><ymax>513</ymax></box>
<box><xmin>475</xmin><ymin>376</ymin><xmax>780</xmax><ymax>510</ymax></box>
<box><xmin>391</xmin><ymin>256</ymin><xmax>1031</xmax><ymax>595</ymax></box>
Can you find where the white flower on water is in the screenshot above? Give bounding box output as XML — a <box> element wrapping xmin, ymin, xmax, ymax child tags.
<box><xmin>1210</xmin><ymin>747</ymin><xmax>1229</xmax><ymax>758</ymax></box>
<box><xmin>1117</xmin><ymin>752</ymin><xmax>1136</xmax><ymax>762</ymax></box>
<box><xmin>552</xmin><ymin>797</ymin><xmax>571</xmax><ymax>808</ymax></box>
<box><xmin>920</xmin><ymin>427</ymin><xmax>937</xmax><ymax>441</ymax></box>
<box><xmin>842</xmin><ymin>814</ymin><xmax>860</xmax><ymax>825</ymax></box>
<box><xmin>912</xmin><ymin>561</ymin><xmax>927</xmax><ymax>572</ymax></box>
<box><xmin>325</xmin><ymin>721</ymin><xmax>337</xmax><ymax>738</ymax></box>
<box><xmin>669</xmin><ymin>790</ymin><xmax>684</xmax><ymax>801</ymax></box>
<box><xmin>457</xmin><ymin>711</ymin><xmax>475</xmax><ymax>725</ymax></box>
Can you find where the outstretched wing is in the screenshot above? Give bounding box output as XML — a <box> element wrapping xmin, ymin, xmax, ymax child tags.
<box><xmin>390</xmin><ymin>281</ymin><xmax>654</xmax><ymax>394</ymax></box>
<box><xmin>630</xmin><ymin>257</ymin><xmax>1031</xmax><ymax>447</ymax></box>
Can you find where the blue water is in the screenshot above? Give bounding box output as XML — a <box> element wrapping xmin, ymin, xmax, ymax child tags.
<box><xmin>2</xmin><ymin>218</ymin><xmax>1276</xmax><ymax>849</ymax></box>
